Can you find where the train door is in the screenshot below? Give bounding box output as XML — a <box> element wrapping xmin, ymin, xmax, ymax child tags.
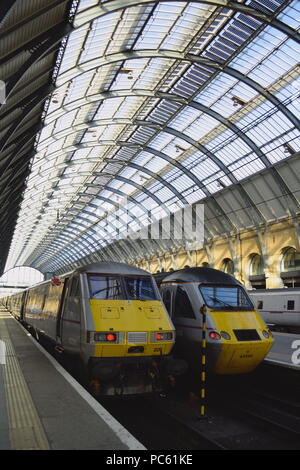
<box><xmin>59</xmin><ymin>276</ymin><xmax>82</xmax><ymax>354</ymax></box>
<box><xmin>172</xmin><ymin>284</ymin><xmax>200</xmax><ymax>361</ymax></box>
<box><xmin>56</xmin><ymin>278</ymin><xmax>69</xmax><ymax>344</ymax></box>
<box><xmin>161</xmin><ymin>288</ymin><xmax>173</xmax><ymax>317</ymax></box>
<box><xmin>20</xmin><ymin>291</ymin><xmax>28</xmax><ymax>321</ymax></box>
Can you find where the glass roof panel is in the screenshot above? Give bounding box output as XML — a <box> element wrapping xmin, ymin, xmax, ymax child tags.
<box><xmin>5</xmin><ymin>0</ymin><xmax>300</xmax><ymax>272</ymax></box>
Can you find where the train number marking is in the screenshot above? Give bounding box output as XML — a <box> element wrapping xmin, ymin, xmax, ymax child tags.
<box><xmin>291</xmin><ymin>340</ymin><xmax>300</xmax><ymax>365</ymax></box>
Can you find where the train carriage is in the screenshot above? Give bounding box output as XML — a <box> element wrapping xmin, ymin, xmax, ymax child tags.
<box><xmin>249</xmin><ymin>288</ymin><xmax>300</xmax><ymax>334</ymax></box>
<box><xmin>155</xmin><ymin>267</ymin><xmax>274</xmax><ymax>375</ymax></box>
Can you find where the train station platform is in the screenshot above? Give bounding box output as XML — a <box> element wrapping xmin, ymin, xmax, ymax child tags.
<box><xmin>265</xmin><ymin>332</ymin><xmax>300</xmax><ymax>370</ymax></box>
<box><xmin>0</xmin><ymin>308</ymin><xmax>145</xmax><ymax>450</ymax></box>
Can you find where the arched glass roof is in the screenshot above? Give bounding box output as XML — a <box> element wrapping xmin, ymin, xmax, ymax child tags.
<box><xmin>4</xmin><ymin>0</ymin><xmax>300</xmax><ymax>273</ymax></box>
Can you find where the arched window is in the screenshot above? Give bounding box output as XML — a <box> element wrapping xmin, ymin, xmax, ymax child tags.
<box><xmin>281</xmin><ymin>248</ymin><xmax>300</xmax><ymax>287</ymax></box>
<box><xmin>0</xmin><ymin>266</ymin><xmax>44</xmax><ymax>298</ymax></box>
<box><xmin>250</xmin><ymin>254</ymin><xmax>264</xmax><ymax>276</ymax></box>
<box><xmin>281</xmin><ymin>247</ymin><xmax>300</xmax><ymax>272</ymax></box>
<box><xmin>249</xmin><ymin>254</ymin><xmax>265</xmax><ymax>289</ymax></box>
<box><xmin>221</xmin><ymin>258</ymin><xmax>234</xmax><ymax>275</ymax></box>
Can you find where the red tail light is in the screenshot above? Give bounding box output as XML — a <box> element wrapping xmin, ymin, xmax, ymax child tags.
<box><xmin>209</xmin><ymin>331</ymin><xmax>221</xmax><ymax>340</ymax></box>
<box><xmin>106</xmin><ymin>333</ymin><xmax>117</xmax><ymax>342</ymax></box>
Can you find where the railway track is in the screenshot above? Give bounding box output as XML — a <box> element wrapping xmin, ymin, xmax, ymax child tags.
<box><xmin>100</xmin><ymin>387</ymin><xmax>300</xmax><ymax>450</ymax></box>
<box><xmin>56</xmin><ymin>351</ymin><xmax>300</xmax><ymax>449</ymax></box>
<box><xmin>100</xmin><ymin>394</ymin><xmax>224</xmax><ymax>450</ymax></box>
<box><xmin>29</xmin><ymin>327</ymin><xmax>300</xmax><ymax>450</ymax></box>
<box><xmin>238</xmin><ymin>392</ymin><xmax>300</xmax><ymax>439</ymax></box>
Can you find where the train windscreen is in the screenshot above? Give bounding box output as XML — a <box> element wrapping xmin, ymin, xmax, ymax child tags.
<box><xmin>88</xmin><ymin>275</ymin><xmax>158</xmax><ymax>301</ymax></box>
<box><xmin>123</xmin><ymin>276</ymin><xmax>158</xmax><ymax>301</ymax></box>
<box><xmin>199</xmin><ymin>285</ymin><xmax>254</xmax><ymax>311</ymax></box>
<box><xmin>88</xmin><ymin>276</ymin><xmax>123</xmax><ymax>300</ymax></box>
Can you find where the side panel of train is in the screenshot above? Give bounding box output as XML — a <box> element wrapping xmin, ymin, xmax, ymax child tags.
<box><xmin>160</xmin><ymin>284</ymin><xmax>220</xmax><ymax>368</ymax></box>
<box><xmin>4</xmin><ymin>275</ymin><xmax>81</xmax><ymax>354</ymax></box>
<box><xmin>249</xmin><ymin>289</ymin><xmax>300</xmax><ymax>331</ymax></box>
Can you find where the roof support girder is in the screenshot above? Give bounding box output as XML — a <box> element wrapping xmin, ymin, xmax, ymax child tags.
<box><xmin>52</xmin><ymin>49</ymin><xmax>299</xmax><ymax>129</ymax></box>
<box><xmin>74</xmin><ymin>0</ymin><xmax>300</xmax><ymax>44</ymax></box>
<box><xmin>0</xmin><ymin>0</ymin><xmax>17</xmax><ymax>25</ymax></box>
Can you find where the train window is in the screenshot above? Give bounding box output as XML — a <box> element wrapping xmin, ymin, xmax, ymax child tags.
<box><xmin>174</xmin><ymin>287</ymin><xmax>196</xmax><ymax>319</ymax></box>
<box><xmin>89</xmin><ymin>276</ymin><xmax>123</xmax><ymax>300</ymax></box>
<box><xmin>26</xmin><ymin>284</ymin><xmax>48</xmax><ymax>315</ymax></box>
<box><xmin>199</xmin><ymin>285</ymin><xmax>254</xmax><ymax>310</ymax></box>
<box><xmin>124</xmin><ymin>277</ymin><xmax>158</xmax><ymax>301</ymax></box>
<box><xmin>287</xmin><ymin>300</ymin><xmax>295</xmax><ymax>310</ymax></box>
<box><xmin>43</xmin><ymin>282</ymin><xmax>64</xmax><ymax>317</ymax></box>
<box><xmin>69</xmin><ymin>278</ymin><xmax>80</xmax><ymax>297</ymax></box>
<box><xmin>257</xmin><ymin>301</ymin><xmax>263</xmax><ymax>309</ymax></box>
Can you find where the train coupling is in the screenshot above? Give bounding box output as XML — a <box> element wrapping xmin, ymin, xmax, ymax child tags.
<box><xmin>165</xmin><ymin>358</ymin><xmax>188</xmax><ymax>376</ymax></box>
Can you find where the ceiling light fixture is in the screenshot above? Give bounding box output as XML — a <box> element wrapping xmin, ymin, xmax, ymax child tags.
<box><xmin>231</xmin><ymin>96</ymin><xmax>246</xmax><ymax>107</ymax></box>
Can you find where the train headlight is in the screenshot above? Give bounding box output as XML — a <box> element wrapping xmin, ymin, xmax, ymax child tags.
<box><xmin>220</xmin><ymin>331</ymin><xmax>231</xmax><ymax>340</ymax></box>
<box><xmin>94</xmin><ymin>332</ymin><xmax>117</xmax><ymax>342</ymax></box>
<box><xmin>262</xmin><ymin>330</ymin><xmax>270</xmax><ymax>339</ymax></box>
<box><xmin>209</xmin><ymin>331</ymin><xmax>221</xmax><ymax>340</ymax></box>
<box><xmin>90</xmin><ymin>332</ymin><xmax>123</xmax><ymax>343</ymax></box>
<box><xmin>151</xmin><ymin>331</ymin><xmax>174</xmax><ymax>342</ymax></box>
<box><xmin>106</xmin><ymin>333</ymin><xmax>117</xmax><ymax>342</ymax></box>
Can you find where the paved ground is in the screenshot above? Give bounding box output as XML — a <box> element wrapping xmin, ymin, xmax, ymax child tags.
<box><xmin>0</xmin><ymin>309</ymin><xmax>145</xmax><ymax>450</ymax></box>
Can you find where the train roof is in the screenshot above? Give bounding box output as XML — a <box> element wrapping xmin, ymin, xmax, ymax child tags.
<box><xmin>2</xmin><ymin>262</ymin><xmax>152</xmax><ymax>298</ymax></box>
<box><xmin>75</xmin><ymin>262</ymin><xmax>151</xmax><ymax>276</ymax></box>
<box><xmin>157</xmin><ymin>267</ymin><xmax>242</xmax><ymax>285</ymax></box>
<box><xmin>249</xmin><ymin>288</ymin><xmax>300</xmax><ymax>294</ymax></box>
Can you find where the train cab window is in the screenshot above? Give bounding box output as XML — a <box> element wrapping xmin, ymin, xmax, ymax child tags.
<box><xmin>89</xmin><ymin>276</ymin><xmax>123</xmax><ymax>300</ymax></box>
<box><xmin>199</xmin><ymin>285</ymin><xmax>254</xmax><ymax>310</ymax></box>
<box><xmin>257</xmin><ymin>300</ymin><xmax>263</xmax><ymax>309</ymax></box>
<box><xmin>287</xmin><ymin>300</ymin><xmax>295</xmax><ymax>310</ymax></box>
<box><xmin>174</xmin><ymin>287</ymin><xmax>196</xmax><ymax>319</ymax></box>
<box><xmin>124</xmin><ymin>276</ymin><xmax>158</xmax><ymax>301</ymax></box>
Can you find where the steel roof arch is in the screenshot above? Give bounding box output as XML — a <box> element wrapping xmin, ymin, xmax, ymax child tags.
<box><xmin>74</xmin><ymin>0</ymin><xmax>300</xmax><ymax>43</ymax></box>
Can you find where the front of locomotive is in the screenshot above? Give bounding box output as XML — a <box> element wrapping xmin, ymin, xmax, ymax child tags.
<box><xmin>80</xmin><ymin>263</ymin><xmax>183</xmax><ymax>395</ymax></box>
<box><xmin>199</xmin><ymin>277</ymin><xmax>274</xmax><ymax>374</ymax></box>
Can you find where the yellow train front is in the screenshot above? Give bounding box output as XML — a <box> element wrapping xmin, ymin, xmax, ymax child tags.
<box><xmin>81</xmin><ymin>263</ymin><xmax>182</xmax><ymax>394</ymax></box>
<box><xmin>157</xmin><ymin>267</ymin><xmax>274</xmax><ymax>375</ymax></box>
<box><xmin>4</xmin><ymin>262</ymin><xmax>184</xmax><ymax>396</ymax></box>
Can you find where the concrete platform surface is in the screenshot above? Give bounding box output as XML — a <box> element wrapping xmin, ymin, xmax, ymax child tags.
<box><xmin>0</xmin><ymin>309</ymin><xmax>145</xmax><ymax>450</ymax></box>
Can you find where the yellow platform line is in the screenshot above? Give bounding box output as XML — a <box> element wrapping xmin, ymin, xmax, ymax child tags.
<box><xmin>0</xmin><ymin>316</ymin><xmax>50</xmax><ymax>450</ymax></box>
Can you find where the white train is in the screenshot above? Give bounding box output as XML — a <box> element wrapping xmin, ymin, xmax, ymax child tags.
<box><xmin>249</xmin><ymin>288</ymin><xmax>300</xmax><ymax>334</ymax></box>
